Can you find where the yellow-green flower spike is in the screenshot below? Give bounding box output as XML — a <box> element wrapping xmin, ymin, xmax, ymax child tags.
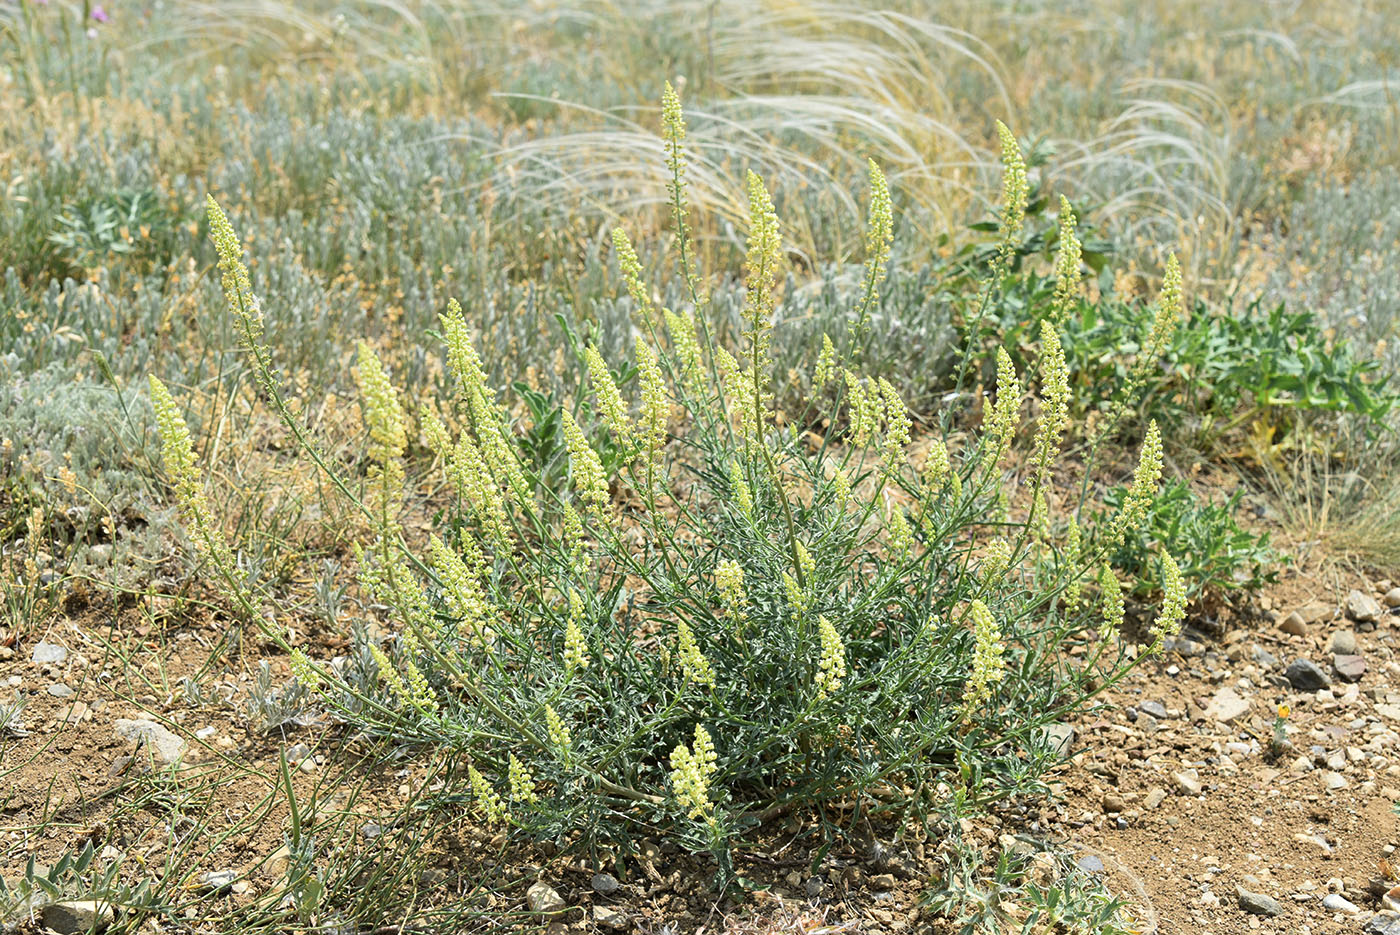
<box><xmin>854</xmin><ymin>159</ymin><xmax>894</xmax><ymax>335</ymax></box>
<box><xmin>544</xmin><ymin>704</ymin><xmax>571</xmax><ymax>751</ymax></box>
<box><xmin>715</xmin><ymin>559</ymin><xmax>747</xmax><ymax>623</ymax></box>
<box><xmin>1148</xmin><ymin>253</ymin><xmax>1184</xmax><ymax>357</ymax></box>
<box><xmin>561</xmin><ymin>409</ymin><xmax>611</xmax><ymax>521</ymax></box>
<box><xmin>635</xmin><ymin>337</ymin><xmax>669</xmax><ymax>458</ymax></box>
<box><xmin>1063</xmin><ymin>516</ymin><xmax>1083</xmax><ymax>612</ymax></box>
<box><xmin>355</xmin><ymin>340</ymin><xmax>408</xmax><ymax>520</ymax></box>
<box><xmin>1098</xmin><ymin>564</ymin><xmax>1124</xmax><ymax>638</ymax></box>
<box><xmin>564</xmin><ymin>618</ymin><xmax>589</xmax><ymax>674</ymax></box>
<box><xmin>1152</xmin><ymin>552</ymin><xmax>1187</xmax><ymax>644</ymax></box>
<box><xmin>885</xmin><ymin>502</ymin><xmax>914</xmax><ymax>563</ymax></box>
<box><xmin>1112</xmin><ymin>420</ymin><xmax>1163</xmax><ymax>544</ymax></box>
<box><xmin>742</xmin><ymin>170</ymin><xmax>781</xmax><ymax>417</ymax></box>
<box><xmin>1051</xmin><ymin>196</ymin><xmax>1082</xmax><ymax>324</ymax></box>
<box><xmin>1032</xmin><ymin>322</ymin><xmax>1070</xmax><ymax>490</ymax></box>
<box><xmin>729</xmin><ymin>460</ymin><xmax>754</xmax><ymax>522</ymax></box>
<box><xmin>508</xmin><ymin>753</ymin><xmax>539</xmax><ymax>806</ymax></box>
<box><xmin>981</xmin><ymin>537</ymin><xmax>1012</xmax><ymax>587</ymax></box>
<box><xmin>676</xmin><ymin>619</ymin><xmax>715</xmax><ymax>687</ymax></box>
<box><xmin>814</xmin><ymin>333</ymin><xmax>838</xmax><ymax>389</ymax></box>
<box><xmin>670</xmin><ymin>726</ymin><xmax>718</xmax><ymax>821</ymax></box>
<box><xmin>205</xmin><ymin>195</ymin><xmax>262</xmax><ymax>349</ymax></box>
<box><xmin>611</xmin><ymin>228</ymin><xmax>654</xmax><ymax>323</ymax></box>
<box><xmin>995</xmin><ymin>121</ymin><xmax>1028</xmax><ymax>270</ymax></box>
<box><xmin>469</xmin><ymin>765</ymin><xmax>507</xmax><ymax>826</ymax></box>
<box><xmin>982</xmin><ymin>347</ymin><xmax>1021</xmax><ymax>472</ymax></box>
<box><xmin>585</xmin><ymin>345</ymin><xmax>632</xmax><ymax>446</ymax></box>
<box><xmin>664</xmin><ymin>309</ymin><xmax>704</xmax><ymax>396</ymax></box>
<box><xmin>815</xmin><ymin>616</ymin><xmax>848</xmax><ymax>697</ymax></box>
<box><xmin>878</xmin><ymin>378</ymin><xmax>911</xmax><ymax>476</ymax></box>
<box><xmin>289</xmin><ymin>649</ymin><xmax>320</xmax><ymax>689</ymax></box>
<box><xmin>962</xmin><ymin>599</ymin><xmax>1006</xmax><ymax>715</ymax></box>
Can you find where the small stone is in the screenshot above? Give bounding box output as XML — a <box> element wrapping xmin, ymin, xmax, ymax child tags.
<box><xmin>39</xmin><ymin>900</ymin><xmax>112</xmax><ymax>934</ymax></box>
<box><xmin>869</xmin><ymin>873</ymin><xmax>897</xmax><ymax>891</ymax></box>
<box><xmin>1076</xmin><ymin>856</ymin><xmax>1105</xmax><ymax>873</ymax></box>
<box><xmin>195</xmin><ymin>726</ymin><xmax>217</xmax><ymax>740</ymax></box>
<box><xmin>197</xmin><ymin>870</ymin><xmax>237</xmax><ymax>895</ymax></box>
<box><xmin>113</xmin><ymin>718</ymin><xmax>186</xmax><ymax>764</ymax></box>
<box><xmin>1036</xmin><ymin>723</ymin><xmax>1075</xmax><ymax>757</ymax></box>
<box><xmin>1294</xmin><ymin>832</ymin><xmax>1331</xmax><ymax>854</ymax></box>
<box><xmin>1384</xmin><ymin>588</ymin><xmax>1400</xmax><ymax>609</ymax></box>
<box><xmin>805</xmin><ymin>876</ymin><xmax>826</xmax><ymax>897</ymax></box>
<box><xmin>1144</xmin><ymin>788</ymin><xmax>1168</xmax><ymax>809</ymax></box>
<box><xmin>1251</xmin><ymin>645</ymin><xmax>1279</xmax><ymax>668</ymax></box>
<box><xmin>1365</xmin><ymin>911</ymin><xmax>1400</xmax><ymax>934</ymax></box>
<box><xmin>1139</xmin><ymin>700</ymin><xmax>1169</xmax><ymax>719</ymax></box>
<box><xmin>1333</xmin><ymin>653</ymin><xmax>1367</xmax><ymax>682</ymax></box>
<box><xmin>285</xmin><ymin>742</ymin><xmax>312</xmax><ymax>764</ymax></box>
<box><xmin>591</xmin><ymin>873</ymin><xmax>621</xmax><ymax>895</ymax></box>
<box><xmin>1331</xmin><ymin>631</ymin><xmax>1360</xmax><ymax>655</ymax></box>
<box><xmin>1299</xmin><ymin>602</ymin><xmax>1337</xmax><ymax>624</ymax></box>
<box><xmin>1285</xmin><ymin>659</ymin><xmax>1330</xmax><ymax>691</ymax></box>
<box><xmin>527</xmin><ymin>882</ymin><xmax>566</xmax><ymax>915</ymax></box>
<box><xmin>1349</xmin><ymin>590</ymin><xmax>1385</xmax><ymax>623</ymax></box>
<box><xmin>1323</xmin><ymin>771</ymin><xmax>1349</xmax><ymax>790</ymax></box>
<box><xmin>1174</xmin><ymin>770</ymin><xmax>1203</xmax><ymax>796</ymax></box>
<box><xmin>1102</xmin><ymin>794</ymin><xmax>1127</xmax><ymax>814</ymax></box>
<box><xmin>592</xmin><ymin>906</ymin><xmax>630</xmax><ymax>930</ymax></box>
<box><xmin>1321</xmin><ymin>893</ymin><xmax>1358</xmax><ymax>913</ymax></box>
<box><xmin>1205</xmin><ymin>686</ymin><xmax>1250</xmax><ymax>723</ymax></box>
<box><xmin>31</xmin><ymin>641</ymin><xmax>68</xmax><ymax>665</ymax></box>
<box><xmin>47</xmin><ymin>683</ymin><xmax>74</xmax><ymax>698</ymax></box>
<box><xmin>1236</xmin><ymin>885</ymin><xmax>1283</xmax><ymax>917</ymax></box>
<box><xmin>1279</xmin><ymin>612</ymin><xmax>1308</xmax><ymax>636</ymax></box>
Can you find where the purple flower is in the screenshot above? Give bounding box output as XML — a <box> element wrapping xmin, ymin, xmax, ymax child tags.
<box><xmin>91</xmin><ymin>5</ymin><xmax>109</xmax><ymax>23</ymax></box>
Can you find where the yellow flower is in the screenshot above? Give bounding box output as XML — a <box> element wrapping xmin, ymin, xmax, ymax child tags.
<box><xmin>585</xmin><ymin>344</ymin><xmax>632</xmax><ymax>446</ymax></box>
<box><xmin>878</xmin><ymin>378</ymin><xmax>911</xmax><ymax>476</ymax></box>
<box><xmin>885</xmin><ymin>501</ymin><xmax>913</xmax><ymax>563</ymax></box>
<box><xmin>369</xmin><ymin>640</ymin><xmax>437</xmax><ymax>716</ymax></box>
<box><xmin>814</xmin><ymin>333</ymin><xmax>838</xmax><ymax>389</ymax></box>
<box><xmin>355</xmin><ymin>341</ymin><xmax>408</xmax><ymax>521</ymax></box>
<box><xmin>1151</xmin><ymin>552</ymin><xmax>1187</xmax><ymax>644</ymax></box>
<box><xmin>561</xmin><ymin>409</ymin><xmax>611</xmax><ymax>520</ymax></box>
<box><xmin>205</xmin><ymin>196</ymin><xmax>262</xmax><ymax>350</ymax></box>
<box><xmin>508</xmin><ymin>753</ymin><xmax>539</xmax><ymax>806</ymax></box>
<box><xmin>981</xmin><ymin>537</ymin><xmax>1012</xmax><ymax>587</ymax></box>
<box><xmin>962</xmin><ymin>599</ymin><xmax>1005</xmax><ymax>715</ymax></box>
<box><xmin>1098</xmin><ymin>565</ymin><xmax>1124</xmax><ymax>638</ymax></box>
<box><xmin>830</xmin><ymin>465</ymin><xmax>852</xmax><ymax>510</ymax></box>
<box><xmin>743</xmin><ymin>170</ymin><xmax>782</xmax><ymax>388</ymax></box>
<box><xmin>854</xmin><ymin>159</ymin><xmax>893</xmax><ymax>334</ymax></box>
<box><xmin>670</xmin><ymin>725</ymin><xmax>718</xmax><ymax>820</ymax></box>
<box><xmin>982</xmin><ymin>347</ymin><xmax>1021</xmax><ymax>471</ymax></box>
<box><xmin>1051</xmin><ymin>196</ymin><xmax>1082</xmax><ymax>324</ymax></box>
<box><xmin>815</xmin><ymin>616</ymin><xmax>848</xmax><ymax>697</ymax></box>
<box><xmin>664</xmin><ymin>309</ymin><xmax>704</xmax><ymax>396</ymax></box>
<box><xmin>289</xmin><ymin>649</ymin><xmax>320</xmax><ymax>689</ymax></box>
<box><xmin>561</xmin><ymin>502</ymin><xmax>589</xmax><ymax>576</ymax></box>
<box><xmin>1111</xmin><ymin>420</ymin><xmax>1163</xmax><ymax>545</ymax></box>
<box><xmin>714</xmin><ymin>559</ymin><xmax>747</xmax><ymax>623</ymax></box>
<box><xmin>1032</xmin><ymin>323</ymin><xmax>1069</xmax><ymax>486</ymax></box>
<box><xmin>730</xmin><ymin>460</ymin><xmax>755</xmax><ymax>522</ymax></box>
<box><xmin>635</xmin><ymin>337</ymin><xmax>669</xmax><ymax>458</ymax></box>
<box><xmin>564</xmin><ymin>618</ymin><xmax>589</xmax><ymax>674</ymax></box>
<box><xmin>1063</xmin><ymin>516</ymin><xmax>1083</xmax><ymax>612</ymax></box>
<box><xmin>469</xmin><ymin>765</ymin><xmax>507</xmax><ymax>826</ymax></box>
<box><xmin>995</xmin><ymin>121</ymin><xmax>1028</xmax><ymax>269</ymax></box>
<box><xmin>430</xmin><ymin>534</ymin><xmax>494</xmax><ymax>644</ymax></box>
<box><xmin>676</xmin><ymin>619</ymin><xmax>715</xmax><ymax>687</ymax></box>
<box><xmin>611</xmin><ymin>228</ymin><xmax>654</xmax><ymax>323</ymax></box>
<box><xmin>544</xmin><ymin>704</ymin><xmax>571</xmax><ymax>751</ymax></box>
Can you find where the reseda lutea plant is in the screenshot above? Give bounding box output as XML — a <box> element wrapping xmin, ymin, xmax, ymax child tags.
<box><xmin>152</xmin><ymin>86</ymin><xmax>1187</xmax><ymax>881</ymax></box>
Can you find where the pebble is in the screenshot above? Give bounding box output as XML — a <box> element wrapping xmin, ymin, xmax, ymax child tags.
<box><xmin>1334</xmin><ymin>654</ymin><xmax>1367</xmax><ymax>683</ymax></box>
<box><xmin>1037</xmin><ymin>723</ymin><xmax>1075</xmax><ymax>757</ymax></box>
<box><xmin>197</xmin><ymin>870</ymin><xmax>237</xmax><ymax>895</ymax></box>
<box><xmin>1144</xmin><ymin>788</ymin><xmax>1168</xmax><ymax>809</ymax></box>
<box><xmin>1285</xmin><ymin>659</ymin><xmax>1331</xmax><ymax>691</ymax></box>
<box><xmin>1102</xmin><ymin>794</ymin><xmax>1127</xmax><ymax>814</ymax></box>
<box><xmin>1298</xmin><ymin>602</ymin><xmax>1337</xmax><ymax>624</ymax></box>
<box><xmin>1321</xmin><ymin>893</ymin><xmax>1358</xmax><ymax>913</ymax></box>
<box><xmin>1140</xmin><ymin>701</ymin><xmax>1169</xmax><ymax>719</ymax></box>
<box><xmin>39</xmin><ymin>900</ymin><xmax>113</xmax><ymax>934</ymax></box>
<box><xmin>286</xmin><ymin>742</ymin><xmax>312</xmax><ymax>764</ymax></box>
<box><xmin>591</xmin><ymin>872</ymin><xmax>621</xmax><ymax>895</ymax></box>
<box><xmin>1174</xmin><ymin>770</ymin><xmax>1203</xmax><ymax>795</ymax></box>
<box><xmin>1364</xmin><ymin>912</ymin><xmax>1400</xmax><ymax>934</ymax></box>
<box><xmin>1331</xmin><ymin>631</ymin><xmax>1359</xmax><ymax>655</ymax></box>
<box><xmin>1205</xmin><ymin>687</ymin><xmax>1250</xmax><ymax>723</ymax></box>
<box><xmin>805</xmin><ymin>876</ymin><xmax>826</xmax><ymax>897</ymax></box>
<box><xmin>592</xmin><ymin>906</ymin><xmax>630</xmax><ymax>930</ymax></box>
<box><xmin>1279</xmin><ymin>612</ymin><xmax>1308</xmax><ymax>636</ymax></box>
<box><xmin>1076</xmin><ymin>856</ymin><xmax>1105</xmax><ymax>873</ymax></box>
<box><xmin>31</xmin><ymin>641</ymin><xmax>68</xmax><ymax>665</ymax></box>
<box><xmin>47</xmin><ymin>684</ymin><xmax>74</xmax><ymax>698</ymax></box>
<box><xmin>526</xmin><ymin>881</ymin><xmax>566</xmax><ymax>915</ymax></box>
<box><xmin>1384</xmin><ymin>588</ymin><xmax>1400</xmax><ymax>609</ymax></box>
<box><xmin>113</xmin><ymin>718</ymin><xmax>186</xmax><ymax>764</ymax></box>
<box><xmin>1236</xmin><ymin>885</ymin><xmax>1284</xmax><ymax>916</ymax></box>
<box><xmin>1349</xmin><ymin>590</ymin><xmax>1385</xmax><ymax>623</ymax></box>
<box><xmin>1323</xmin><ymin>771</ymin><xmax>1349</xmax><ymax>790</ymax></box>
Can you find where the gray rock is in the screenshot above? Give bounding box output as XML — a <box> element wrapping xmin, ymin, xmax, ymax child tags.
<box><xmin>31</xmin><ymin>641</ymin><xmax>68</xmax><ymax>665</ymax></box>
<box><xmin>197</xmin><ymin>870</ymin><xmax>238</xmax><ymax>895</ymax></box>
<box><xmin>1144</xmin><ymin>788</ymin><xmax>1168</xmax><ymax>809</ymax></box>
<box><xmin>285</xmin><ymin>742</ymin><xmax>312</xmax><ymax>764</ymax></box>
<box><xmin>804</xmin><ymin>876</ymin><xmax>826</xmax><ymax>897</ymax></box>
<box><xmin>1364</xmin><ymin>912</ymin><xmax>1400</xmax><ymax>935</ymax></box>
<box><xmin>39</xmin><ymin>900</ymin><xmax>112</xmax><ymax>934</ymax></box>
<box><xmin>1285</xmin><ymin>659</ymin><xmax>1330</xmax><ymax>691</ymax></box>
<box><xmin>1385</xmin><ymin>588</ymin><xmax>1400</xmax><ymax>609</ymax></box>
<box><xmin>526</xmin><ymin>881</ymin><xmax>566</xmax><ymax>915</ymax></box>
<box><xmin>592</xmin><ymin>906</ymin><xmax>630</xmax><ymax>930</ymax></box>
<box><xmin>1251</xmin><ymin>645</ymin><xmax>1279</xmax><ymax>668</ymax></box>
<box><xmin>1140</xmin><ymin>700</ymin><xmax>1169</xmax><ymax>719</ymax></box>
<box><xmin>1330</xmin><ymin>631</ymin><xmax>1359</xmax><ymax>655</ymax></box>
<box><xmin>1174</xmin><ymin>770</ymin><xmax>1203</xmax><ymax>795</ymax></box>
<box><xmin>1236</xmin><ymin>885</ymin><xmax>1283</xmax><ymax>916</ymax></box>
<box><xmin>1204</xmin><ymin>687</ymin><xmax>1250</xmax><ymax>723</ymax></box>
<box><xmin>1076</xmin><ymin>855</ymin><xmax>1105</xmax><ymax>873</ymax></box>
<box><xmin>1298</xmin><ymin>603</ymin><xmax>1337</xmax><ymax>624</ymax></box>
<box><xmin>591</xmin><ymin>872</ymin><xmax>621</xmax><ymax>895</ymax></box>
<box><xmin>47</xmin><ymin>684</ymin><xmax>74</xmax><ymax>698</ymax></box>
<box><xmin>1036</xmin><ymin>723</ymin><xmax>1075</xmax><ymax>757</ymax></box>
<box><xmin>1333</xmin><ymin>653</ymin><xmax>1367</xmax><ymax>683</ymax></box>
<box><xmin>1320</xmin><ymin>892</ymin><xmax>1358</xmax><ymax>913</ymax></box>
<box><xmin>113</xmin><ymin>719</ymin><xmax>186</xmax><ymax>764</ymax></box>
<box><xmin>1323</xmin><ymin>771</ymin><xmax>1349</xmax><ymax>790</ymax></box>
<box><xmin>1348</xmin><ymin>590</ymin><xmax>1384</xmax><ymax>623</ymax></box>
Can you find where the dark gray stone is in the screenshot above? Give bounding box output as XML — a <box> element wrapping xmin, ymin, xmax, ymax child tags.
<box><xmin>1284</xmin><ymin>659</ymin><xmax>1330</xmax><ymax>691</ymax></box>
<box><xmin>1236</xmin><ymin>885</ymin><xmax>1283</xmax><ymax>916</ymax></box>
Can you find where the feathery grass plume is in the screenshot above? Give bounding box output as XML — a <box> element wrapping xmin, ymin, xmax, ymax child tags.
<box><xmin>508</xmin><ymin>753</ymin><xmax>539</xmax><ymax>807</ymax></box>
<box><xmin>561</xmin><ymin>409</ymin><xmax>611</xmax><ymax>521</ymax></box>
<box><xmin>815</xmin><ymin>616</ymin><xmax>848</xmax><ymax>697</ymax></box>
<box><xmin>1111</xmin><ymin>420</ymin><xmax>1163</xmax><ymax>544</ymax></box>
<box><xmin>742</xmin><ymin>170</ymin><xmax>782</xmax><ymax>421</ymax></box>
<box><xmin>962</xmin><ymin>599</ymin><xmax>1005</xmax><ymax>716</ymax></box>
<box><xmin>853</xmin><ymin>159</ymin><xmax>894</xmax><ymax>336</ymax></box>
<box><xmin>148</xmin><ymin>376</ymin><xmax>238</xmax><ymax>583</ymax></box>
<box><xmin>1051</xmin><ymin>196</ymin><xmax>1083</xmax><ymax>324</ymax></box>
<box><xmin>885</xmin><ymin>501</ymin><xmax>914</xmax><ymax>563</ymax></box>
<box><xmin>205</xmin><ymin>195</ymin><xmax>261</xmax><ymax>350</ymax></box>
<box><xmin>676</xmin><ymin>619</ymin><xmax>715</xmax><ymax>687</ymax></box>
<box><xmin>670</xmin><ymin>725</ymin><xmax>718</xmax><ymax>821</ymax></box>
<box><xmin>354</xmin><ymin>341</ymin><xmax>408</xmax><ymax>522</ymax></box>
<box><xmin>664</xmin><ymin>309</ymin><xmax>704</xmax><ymax>396</ymax></box>
<box><xmin>1031</xmin><ymin>323</ymin><xmax>1070</xmax><ymax>506</ymax></box>
<box><xmin>468</xmin><ymin>765</ymin><xmax>507</xmax><ymax>826</ymax></box>
<box><xmin>635</xmin><ymin>337</ymin><xmax>669</xmax><ymax>458</ymax></box>
<box><xmin>429</xmin><ymin>535</ymin><xmax>492</xmax><ymax>644</ymax></box>
<box><xmin>611</xmin><ymin>228</ymin><xmax>654</xmax><ymax>324</ymax></box>
<box><xmin>1098</xmin><ymin>565</ymin><xmax>1124</xmax><ymax>638</ymax></box>
<box><xmin>543</xmin><ymin>704</ymin><xmax>571</xmax><ymax>752</ymax></box>
<box><xmin>1151</xmin><ymin>553</ymin><xmax>1187</xmax><ymax>644</ymax></box>
<box><xmin>714</xmin><ymin>559</ymin><xmax>747</xmax><ymax>624</ymax></box>
<box><xmin>1063</xmin><ymin>516</ymin><xmax>1083</xmax><ymax>611</ymax></box>
<box><xmin>729</xmin><ymin>460</ymin><xmax>755</xmax><ymax>522</ymax></box>
<box><xmin>813</xmin><ymin>334</ymin><xmax>838</xmax><ymax>389</ymax></box>
<box><xmin>585</xmin><ymin>345</ymin><xmax>632</xmax><ymax>446</ymax></box>
<box><xmin>879</xmin><ymin>378</ymin><xmax>911</xmax><ymax>475</ymax></box>
<box><xmin>661</xmin><ymin>81</ymin><xmax>704</xmax><ymax>306</ymax></box>
<box><xmin>981</xmin><ymin>347</ymin><xmax>1021</xmax><ymax>471</ymax></box>
<box><xmin>994</xmin><ymin>122</ymin><xmax>1029</xmax><ymax>272</ymax></box>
